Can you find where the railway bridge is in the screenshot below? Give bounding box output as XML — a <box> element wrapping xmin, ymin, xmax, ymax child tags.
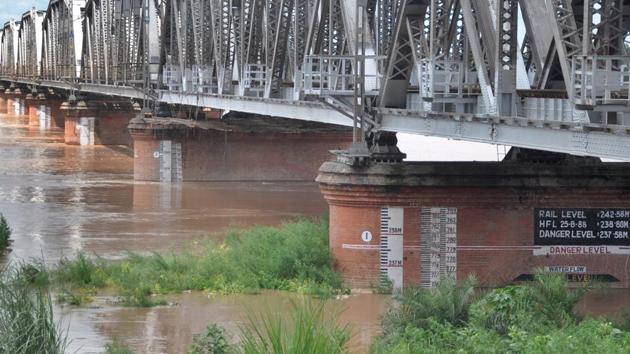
<box><xmin>0</xmin><ymin>0</ymin><xmax>628</xmax><ymax>289</ymax></box>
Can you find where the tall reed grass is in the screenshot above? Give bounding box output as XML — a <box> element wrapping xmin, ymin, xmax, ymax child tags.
<box><xmin>240</xmin><ymin>300</ymin><xmax>350</xmax><ymax>354</ymax></box>
<box><xmin>188</xmin><ymin>300</ymin><xmax>351</xmax><ymax>354</ymax></box>
<box><xmin>0</xmin><ymin>265</ymin><xmax>67</xmax><ymax>354</ymax></box>
<box><xmin>0</xmin><ymin>214</ymin><xmax>11</xmax><ymax>252</ymax></box>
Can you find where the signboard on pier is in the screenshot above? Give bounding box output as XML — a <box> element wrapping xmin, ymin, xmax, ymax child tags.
<box><xmin>533</xmin><ymin>208</ymin><xmax>630</xmax><ymax>256</ymax></box>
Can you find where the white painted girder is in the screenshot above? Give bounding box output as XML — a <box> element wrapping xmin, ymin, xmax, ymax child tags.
<box><xmin>379</xmin><ymin>109</ymin><xmax>630</xmax><ymax>161</ymax></box>
<box><xmin>159</xmin><ymin>91</ymin><xmax>352</xmax><ymax>126</ymax></box>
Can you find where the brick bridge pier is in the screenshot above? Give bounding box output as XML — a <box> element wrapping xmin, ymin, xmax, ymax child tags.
<box><xmin>317</xmin><ymin>149</ymin><xmax>630</xmax><ymax>290</ymax></box>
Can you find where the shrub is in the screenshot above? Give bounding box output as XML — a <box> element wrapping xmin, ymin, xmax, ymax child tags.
<box><xmin>189</xmin><ymin>300</ymin><xmax>350</xmax><ymax>354</ymax></box>
<box><xmin>470</xmin><ymin>271</ymin><xmax>586</xmax><ymax>334</ymax></box>
<box><xmin>240</xmin><ymin>300</ymin><xmax>350</xmax><ymax>354</ymax></box>
<box><xmin>381</xmin><ymin>276</ymin><xmax>477</xmax><ymax>338</ymax></box>
<box><xmin>188</xmin><ymin>324</ymin><xmax>231</xmax><ymax>354</ymax></box>
<box><xmin>507</xmin><ymin>319</ymin><xmax>630</xmax><ymax>354</ymax></box>
<box><xmin>0</xmin><ymin>214</ymin><xmax>11</xmax><ymax>252</ymax></box>
<box><xmin>373</xmin><ymin>317</ymin><xmax>630</xmax><ymax>354</ymax></box>
<box><xmin>373</xmin><ymin>272</ymin><xmax>630</xmax><ymax>354</ymax></box>
<box><xmin>613</xmin><ymin>308</ymin><xmax>630</xmax><ymax>331</ymax></box>
<box><xmin>372</xmin><ymin>319</ymin><xmax>508</xmax><ymax>354</ymax></box>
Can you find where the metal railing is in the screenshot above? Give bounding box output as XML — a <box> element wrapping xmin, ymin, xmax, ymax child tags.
<box><xmin>303</xmin><ymin>55</ymin><xmax>383</xmax><ymax>96</ymax></box>
<box><xmin>242</xmin><ymin>64</ymin><xmax>267</xmax><ymax>97</ymax></box>
<box><xmin>162</xmin><ymin>64</ymin><xmax>217</xmax><ymax>93</ymax></box>
<box><xmin>571</xmin><ymin>55</ymin><xmax>630</xmax><ymax>107</ymax></box>
<box><xmin>419</xmin><ymin>59</ymin><xmax>478</xmax><ymax>101</ymax></box>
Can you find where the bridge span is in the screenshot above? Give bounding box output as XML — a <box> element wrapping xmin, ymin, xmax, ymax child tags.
<box><xmin>0</xmin><ymin>1</ymin><xmax>629</xmax><ymax>290</ymax></box>
<box><xmin>0</xmin><ymin>1</ymin><xmax>630</xmax><ymax>161</ymax></box>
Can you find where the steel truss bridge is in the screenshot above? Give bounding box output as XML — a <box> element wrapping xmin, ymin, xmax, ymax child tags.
<box><xmin>2</xmin><ymin>0</ymin><xmax>630</xmax><ymax>161</ymax></box>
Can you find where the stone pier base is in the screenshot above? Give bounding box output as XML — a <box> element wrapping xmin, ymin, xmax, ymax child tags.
<box><xmin>129</xmin><ymin>115</ymin><xmax>352</xmax><ymax>182</ymax></box>
<box><xmin>62</xmin><ymin>100</ymin><xmax>137</xmax><ymax>145</ymax></box>
<box><xmin>317</xmin><ymin>151</ymin><xmax>630</xmax><ymax>289</ymax></box>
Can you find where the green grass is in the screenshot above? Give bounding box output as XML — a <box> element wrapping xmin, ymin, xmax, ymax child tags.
<box><xmin>0</xmin><ymin>214</ymin><xmax>11</xmax><ymax>252</ymax></box>
<box><xmin>45</xmin><ymin>219</ymin><xmax>345</xmax><ymax>306</ymax></box>
<box><xmin>373</xmin><ymin>272</ymin><xmax>630</xmax><ymax>353</ymax></box>
<box><xmin>188</xmin><ymin>300</ymin><xmax>351</xmax><ymax>354</ymax></box>
<box><xmin>0</xmin><ymin>265</ymin><xmax>68</xmax><ymax>354</ymax></box>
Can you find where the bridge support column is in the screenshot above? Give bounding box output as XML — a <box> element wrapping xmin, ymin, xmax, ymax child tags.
<box><xmin>128</xmin><ymin>115</ymin><xmax>352</xmax><ymax>182</ymax></box>
<box><xmin>317</xmin><ymin>151</ymin><xmax>630</xmax><ymax>290</ymax></box>
<box><xmin>4</xmin><ymin>88</ymin><xmax>26</xmax><ymax>116</ymax></box>
<box><xmin>25</xmin><ymin>94</ymin><xmax>47</xmax><ymax>127</ymax></box>
<box><xmin>47</xmin><ymin>98</ymin><xmax>66</xmax><ymax>129</ymax></box>
<box><xmin>62</xmin><ymin>100</ymin><xmax>137</xmax><ymax>146</ymax></box>
<box><xmin>0</xmin><ymin>92</ymin><xmax>8</xmax><ymax>115</ymax></box>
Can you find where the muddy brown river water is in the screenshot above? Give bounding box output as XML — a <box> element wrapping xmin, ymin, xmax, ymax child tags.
<box><xmin>0</xmin><ymin>112</ymin><xmax>627</xmax><ymax>353</ymax></box>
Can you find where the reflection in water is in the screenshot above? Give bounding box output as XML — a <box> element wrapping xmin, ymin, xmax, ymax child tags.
<box><xmin>1</xmin><ymin>112</ymin><xmax>628</xmax><ymax>353</ymax></box>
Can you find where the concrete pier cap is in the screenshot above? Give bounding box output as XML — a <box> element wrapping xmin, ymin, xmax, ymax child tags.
<box><xmin>317</xmin><ymin>149</ymin><xmax>630</xmax><ymax>290</ymax></box>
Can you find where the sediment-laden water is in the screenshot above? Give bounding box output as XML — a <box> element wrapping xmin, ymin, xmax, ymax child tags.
<box><xmin>0</xmin><ymin>112</ymin><xmax>386</xmax><ymax>353</ymax></box>
<box><xmin>0</xmin><ymin>111</ymin><xmax>627</xmax><ymax>353</ymax></box>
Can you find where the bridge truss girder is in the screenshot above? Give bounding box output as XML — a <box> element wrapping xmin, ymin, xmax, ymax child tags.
<box><xmin>1</xmin><ymin>0</ymin><xmax>630</xmax><ymax>161</ymax></box>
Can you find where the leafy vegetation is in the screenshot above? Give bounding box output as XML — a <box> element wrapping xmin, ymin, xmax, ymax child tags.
<box><xmin>104</xmin><ymin>339</ymin><xmax>135</xmax><ymax>354</ymax></box>
<box><xmin>0</xmin><ymin>265</ymin><xmax>67</xmax><ymax>354</ymax></box>
<box><xmin>42</xmin><ymin>219</ymin><xmax>344</xmax><ymax>306</ymax></box>
<box><xmin>188</xmin><ymin>323</ymin><xmax>232</xmax><ymax>354</ymax></box>
<box><xmin>189</xmin><ymin>300</ymin><xmax>350</xmax><ymax>354</ymax></box>
<box><xmin>240</xmin><ymin>300</ymin><xmax>350</xmax><ymax>354</ymax></box>
<box><xmin>373</xmin><ymin>273</ymin><xmax>630</xmax><ymax>354</ymax></box>
<box><xmin>0</xmin><ymin>214</ymin><xmax>11</xmax><ymax>252</ymax></box>
<box><xmin>381</xmin><ymin>276</ymin><xmax>477</xmax><ymax>334</ymax></box>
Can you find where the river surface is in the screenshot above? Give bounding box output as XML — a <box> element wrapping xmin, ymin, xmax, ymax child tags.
<box><xmin>0</xmin><ymin>112</ymin><xmax>386</xmax><ymax>353</ymax></box>
<box><xmin>0</xmin><ymin>111</ymin><xmax>627</xmax><ymax>353</ymax></box>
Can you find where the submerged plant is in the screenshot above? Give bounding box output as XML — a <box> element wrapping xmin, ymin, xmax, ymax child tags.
<box><xmin>188</xmin><ymin>324</ymin><xmax>231</xmax><ymax>354</ymax></box>
<box><xmin>104</xmin><ymin>339</ymin><xmax>135</xmax><ymax>354</ymax></box>
<box><xmin>0</xmin><ymin>214</ymin><xmax>11</xmax><ymax>252</ymax></box>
